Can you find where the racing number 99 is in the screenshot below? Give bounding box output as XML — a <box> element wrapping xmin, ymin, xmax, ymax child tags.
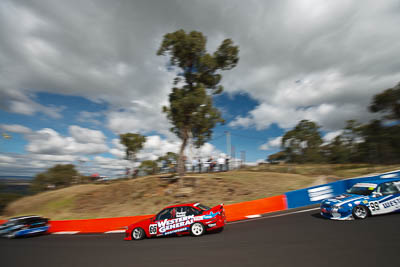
<box><xmin>369</xmin><ymin>201</ymin><xmax>380</xmax><ymax>211</ymax></box>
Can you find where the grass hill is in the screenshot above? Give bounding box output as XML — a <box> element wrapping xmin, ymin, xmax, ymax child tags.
<box><xmin>2</xmin><ymin>164</ymin><xmax>399</xmax><ymax>220</ymax></box>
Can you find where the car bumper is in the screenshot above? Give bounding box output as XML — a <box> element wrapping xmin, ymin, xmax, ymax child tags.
<box><xmin>124</xmin><ymin>230</ymin><xmax>132</xmax><ymax>241</ymax></box>
<box><xmin>320</xmin><ymin>206</ymin><xmax>353</xmax><ymax>220</ymax></box>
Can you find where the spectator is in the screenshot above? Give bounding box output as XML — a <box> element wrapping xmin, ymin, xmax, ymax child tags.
<box><xmin>198</xmin><ymin>158</ymin><xmax>202</xmax><ymax>173</ymax></box>
<box><xmin>203</xmin><ymin>158</ymin><xmax>210</xmax><ymax>173</ymax></box>
<box><xmin>218</xmin><ymin>156</ymin><xmax>225</xmax><ymax>172</ymax></box>
<box><xmin>208</xmin><ymin>157</ymin><xmax>214</xmax><ymax>172</ymax></box>
<box><xmin>192</xmin><ymin>158</ymin><xmax>197</xmax><ymax>172</ymax></box>
<box><xmin>225</xmin><ymin>157</ymin><xmax>230</xmax><ymax>172</ymax></box>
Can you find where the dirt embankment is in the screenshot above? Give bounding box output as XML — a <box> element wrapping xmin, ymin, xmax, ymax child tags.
<box><xmin>3</xmin><ymin>170</ymin><xmax>316</xmax><ymax>220</ymax></box>
<box><xmin>4</xmin><ymin>164</ymin><xmax>399</xmax><ymax>220</ymax></box>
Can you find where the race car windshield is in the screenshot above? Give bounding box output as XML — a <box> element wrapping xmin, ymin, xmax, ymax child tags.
<box><xmin>346</xmin><ymin>186</ymin><xmax>374</xmax><ymax>196</ymax></box>
<box><xmin>196</xmin><ymin>204</ymin><xmax>210</xmax><ymax>211</ymax></box>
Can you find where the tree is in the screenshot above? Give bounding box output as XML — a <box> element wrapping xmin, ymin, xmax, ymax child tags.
<box><xmin>139</xmin><ymin>160</ymin><xmax>159</xmax><ymax>175</ymax></box>
<box><xmin>323</xmin><ymin>136</ymin><xmax>349</xmax><ymax>163</ymax></box>
<box><xmin>157</xmin><ymin>152</ymin><xmax>178</xmax><ymax>165</ymax></box>
<box><xmin>157</xmin><ymin>30</ymin><xmax>239</xmax><ymax>177</ymax></box>
<box><xmin>31</xmin><ymin>164</ymin><xmax>79</xmax><ymax>193</ymax></box>
<box><xmin>119</xmin><ymin>133</ymin><xmax>146</xmax><ymax>177</ymax></box>
<box><xmin>157</xmin><ymin>152</ymin><xmax>178</xmax><ymax>172</ymax></box>
<box><xmin>281</xmin><ymin>120</ymin><xmax>323</xmax><ymax>163</ymax></box>
<box><xmin>267</xmin><ymin>151</ymin><xmax>286</xmax><ymax>164</ymax></box>
<box><xmin>369</xmin><ymin>82</ymin><xmax>400</xmax><ymax>120</ymax></box>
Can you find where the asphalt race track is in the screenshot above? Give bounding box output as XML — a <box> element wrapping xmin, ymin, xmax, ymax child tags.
<box><xmin>1</xmin><ymin>209</ymin><xmax>399</xmax><ymax>267</ymax></box>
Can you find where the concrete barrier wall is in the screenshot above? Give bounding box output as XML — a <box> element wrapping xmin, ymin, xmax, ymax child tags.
<box><xmin>285</xmin><ymin>181</ymin><xmax>347</xmax><ymax>209</ymax></box>
<box><xmin>2</xmin><ymin>169</ymin><xmax>398</xmax><ymax>233</ymax></box>
<box><xmin>224</xmin><ymin>195</ymin><xmax>287</xmax><ymax>222</ymax></box>
<box><xmin>46</xmin><ymin>195</ymin><xmax>287</xmax><ymax>233</ymax></box>
<box><xmin>48</xmin><ymin>215</ymin><xmax>153</xmax><ymax>233</ymax></box>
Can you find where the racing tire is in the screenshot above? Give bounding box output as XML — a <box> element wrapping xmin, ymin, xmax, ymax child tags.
<box><xmin>352</xmin><ymin>205</ymin><xmax>368</xmax><ymax>219</ymax></box>
<box><xmin>190</xmin><ymin>222</ymin><xmax>205</xmax><ymax>237</ymax></box>
<box><xmin>131</xmin><ymin>227</ymin><xmax>145</xmax><ymax>240</ymax></box>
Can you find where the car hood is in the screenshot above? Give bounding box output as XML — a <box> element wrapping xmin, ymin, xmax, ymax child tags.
<box><xmin>323</xmin><ymin>194</ymin><xmax>369</xmax><ymax>206</ymax></box>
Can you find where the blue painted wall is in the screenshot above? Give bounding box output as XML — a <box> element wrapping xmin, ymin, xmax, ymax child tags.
<box><xmin>285</xmin><ymin>170</ymin><xmax>400</xmax><ymax>209</ymax></box>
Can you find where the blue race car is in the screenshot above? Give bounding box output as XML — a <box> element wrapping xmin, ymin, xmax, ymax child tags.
<box><xmin>0</xmin><ymin>215</ymin><xmax>49</xmax><ymax>238</ymax></box>
<box><xmin>320</xmin><ymin>179</ymin><xmax>400</xmax><ymax>220</ymax></box>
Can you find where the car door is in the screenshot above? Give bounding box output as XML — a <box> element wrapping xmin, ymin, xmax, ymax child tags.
<box><xmin>152</xmin><ymin>208</ymin><xmax>175</xmax><ymax>236</ymax></box>
<box><xmin>371</xmin><ymin>182</ymin><xmax>400</xmax><ymax>215</ymax></box>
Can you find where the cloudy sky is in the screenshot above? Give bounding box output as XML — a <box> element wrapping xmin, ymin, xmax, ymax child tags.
<box><xmin>1</xmin><ymin>0</ymin><xmax>399</xmax><ymax>177</ymax></box>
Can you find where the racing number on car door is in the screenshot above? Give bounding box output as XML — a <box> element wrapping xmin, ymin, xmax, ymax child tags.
<box><xmin>149</xmin><ymin>224</ymin><xmax>157</xmax><ymax>235</ymax></box>
<box><xmin>369</xmin><ymin>201</ymin><xmax>380</xmax><ymax>211</ymax></box>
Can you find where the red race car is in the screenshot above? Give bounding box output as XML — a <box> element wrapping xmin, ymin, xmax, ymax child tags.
<box><xmin>124</xmin><ymin>203</ymin><xmax>226</xmax><ymax>240</ymax></box>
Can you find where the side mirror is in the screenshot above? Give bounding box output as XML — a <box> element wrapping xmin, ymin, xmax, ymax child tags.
<box><xmin>372</xmin><ymin>192</ymin><xmax>383</xmax><ymax>198</ymax></box>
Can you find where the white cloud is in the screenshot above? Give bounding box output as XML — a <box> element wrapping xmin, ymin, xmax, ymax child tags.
<box><xmin>77</xmin><ymin>111</ymin><xmax>103</xmax><ymax>125</ymax></box>
<box><xmin>260</xmin><ymin>136</ymin><xmax>282</xmax><ymax>151</ymax></box>
<box><xmin>0</xmin><ymin>124</ymin><xmax>32</xmax><ymax>134</ymax></box>
<box><xmin>69</xmin><ymin>125</ymin><xmax>106</xmax><ymax>144</ymax></box>
<box><xmin>0</xmin><ymin>155</ymin><xmax>16</xmax><ymax>163</ymax></box>
<box><xmin>1</xmin><ymin>0</ymin><xmax>396</xmax><ymax>136</ymax></box>
<box><xmin>26</xmin><ymin>127</ymin><xmax>109</xmax><ymax>155</ymax></box>
<box><xmin>0</xmin><ymin>0</ymin><xmax>400</xmax><ymax>173</ymax></box>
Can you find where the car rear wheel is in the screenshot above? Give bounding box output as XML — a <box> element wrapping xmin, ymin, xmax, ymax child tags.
<box><xmin>190</xmin><ymin>222</ymin><xmax>205</xmax><ymax>237</ymax></box>
<box><xmin>131</xmin><ymin>227</ymin><xmax>145</xmax><ymax>240</ymax></box>
<box><xmin>352</xmin><ymin>205</ymin><xmax>368</xmax><ymax>219</ymax></box>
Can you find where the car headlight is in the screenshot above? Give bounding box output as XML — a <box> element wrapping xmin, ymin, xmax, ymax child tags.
<box><xmin>331</xmin><ymin>205</ymin><xmax>340</xmax><ymax>212</ymax></box>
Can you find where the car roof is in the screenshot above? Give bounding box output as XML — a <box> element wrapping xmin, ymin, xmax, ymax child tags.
<box><xmin>163</xmin><ymin>203</ymin><xmax>198</xmax><ymax>209</ymax></box>
<box><xmin>9</xmin><ymin>215</ymin><xmax>43</xmax><ymax>221</ymax></box>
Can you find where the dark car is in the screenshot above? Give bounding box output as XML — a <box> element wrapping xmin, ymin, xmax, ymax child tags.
<box><xmin>0</xmin><ymin>215</ymin><xmax>50</xmax><ymax>238</ymax></box>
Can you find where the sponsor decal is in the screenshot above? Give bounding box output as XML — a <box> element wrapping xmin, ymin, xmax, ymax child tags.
<box><xmin>203</xmin><ymin>211</ymin><xmax>219</xmax><ymax>220</ymax></box>
<box><xmin>157</xmin><ymin>215</ymin><xmax>194</xmax><ymax>233</ymax></box>
<box><xmin>380</xmin><ymin>174</ymin><xmax>398</xmax><ymax>179</ymax></box>
<box><xmin>382</xmin><ymin>197</ymin><xmax>400</xmax><ymax>209</ymax></box>
<box><xmin>335</xmin><ymin>194</ymin><xmax>349</xmax><ymax>200</ymax></box>
<box><xmin>363</xmin><ymin>200</ymin><xmax>368</xmax><ymax>204</ymax></box>
<box><xmin>194</xmin><ymin>216</ymin><xmax>203</xmax><ymax>221</ymax></box>
<box><xmin>163</xmin><ymin>227</ymin><xmax>188</xmax><ymax>236</ymax></box>
<box><xmin>176</xmin><ymin>212</ymin><xmax>186</xmax><ymax>218</ymax></box>
<box><xmin>308</xmin><ymin>186</ymin><xmax>334</xmax><ymax>201</ymax></box>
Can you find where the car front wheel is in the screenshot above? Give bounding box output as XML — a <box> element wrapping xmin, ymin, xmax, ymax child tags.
<box><xmin>352</xmin><ymin>205</ymin><xmax>368</xmax><ymax>219</ymax></box>
<box><xmin>131</xmin><ymin>227</ymin><xmax>145</xmax><ymax>240</ymax></box>
<box><xmin>190</xmin><ymin>222</ymin><xmax>205</xmax><ymax>237</ymax></box>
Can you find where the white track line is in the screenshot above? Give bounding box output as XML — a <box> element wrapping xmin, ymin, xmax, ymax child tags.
<box><xmin>245</xmin><ymin>214</ymin><xmax>261</xmax><ymax>218</ymax></box>
<box><xmin>52</xmin><ymin>231</ymin><xmax>80</xmax><ymax>235</ymax></box>
<box><xmin>228</xmin><ymin>207</ymin><xmax>320</xmax><ymax>224</ymax></box>
<box><xmin>104</xmin><ymin>230</ymin><xmax>126</xmax><ymax>234</ymax></box>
